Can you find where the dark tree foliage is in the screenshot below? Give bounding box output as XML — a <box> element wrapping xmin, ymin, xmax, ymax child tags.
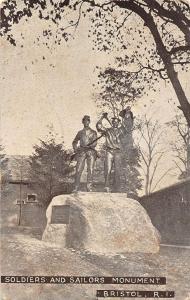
<box><xmin>88</xmin><ymin>0</ymin><xmax>190</xmax><ymax>126</ymax></box>
<box><xmin>95</xmin><ymin>66</ymin><xmax>145</xmax><ymax>117</ymax></box>
<box><xmin>0</xmin><ymin>145</ymin><xmax>10</xmax><ymax>189</ymax></box>
<box><xmin>1</xmin><ymin>0</ymin><xmax>190</xmax><ymax>125</ymax></box>
<box><xmin>29</xmin><ymin>136</ymin><xmax>74</xmax><ymax>206</ymax></box>
<box><xmin>120</xmin><ymin>147</ymin><xmax>143</xmax><ymax>197</ymax></box>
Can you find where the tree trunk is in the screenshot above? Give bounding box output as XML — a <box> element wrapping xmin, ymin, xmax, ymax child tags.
<box><xmin>166</xmin><ymin>64</ymin><xmax>190</xmax><ymax>127</ymax></box>
<box><xmin>145</xmin><ymin>167</ymin><xmax>150</xmax><ymax>195</ymax></box>
<box><xmin>147</xmin><ymin>18</ymin><xmax>190</xmax><ymax>127</ymax></box>
<box><xmin>187</xmin><ymin>128</ymin><xmax>190</xmax><ymax>174</ymax></box>
<box><xmin>115</xmin><ymin>0</ymin><xmax>190</xmax><ymax>127</ymax></box>
<box><xmin>145</xmin><ymin>13</ymin><xmax>190</xmax><ymax>127</ymax></box>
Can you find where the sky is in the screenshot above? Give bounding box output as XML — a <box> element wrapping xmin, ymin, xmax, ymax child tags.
<box><xmin>0</xmin><ymin>12</ymin><xmax>112</xmax><ymax>154</ymax></box>
<box><xmin>0</xmin><ymin>1</ymin><xmax>189</xmax><ymax>191</ymax></box>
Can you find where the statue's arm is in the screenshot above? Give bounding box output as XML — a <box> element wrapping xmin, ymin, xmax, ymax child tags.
<box><xmin>72</xmin><ymin>132</ymin><xmax>80</xmax><ymax>152</ymax></box>
<box><xmin>96</xmin><ymin>116</ymin><xmax>107</xmax><ymax>134</ymax></box>
<box><xmin>90</xmin><ymin>131</ymin><xmax>98</xmax><ymax>148</ymax></box>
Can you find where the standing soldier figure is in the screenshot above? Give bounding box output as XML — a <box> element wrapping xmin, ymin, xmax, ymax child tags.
<box><xmin>72</xmin><ymin>115</ymin><xmax>97</xmax><ymax>192</ymax></box>
<box><xmin>96</xmin><ymin>107</ymin><xmax>133</xmax><ymax>192</ymax></box>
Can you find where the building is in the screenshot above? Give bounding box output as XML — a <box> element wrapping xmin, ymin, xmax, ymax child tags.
<box><xmin>139</xmin><ymin>178</ymin><xmax>190</xmax><ymax>245</ymax></box>
<box><xmin>1</xmin><ymin>155</ymin><xmax>46</xmax><ymax>233</ymax></box>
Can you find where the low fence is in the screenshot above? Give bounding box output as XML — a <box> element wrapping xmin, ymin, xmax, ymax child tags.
<box><xmin>139</xmin><ymin>178</ymin><xmax>190</xmax><ymax>245</ymax></box>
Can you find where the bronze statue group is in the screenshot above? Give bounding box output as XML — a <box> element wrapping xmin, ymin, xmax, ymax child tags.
<box><xmin>72</xmin><ymin>107</ymin><xmax>134</xmax><ymax>193</ymax></box>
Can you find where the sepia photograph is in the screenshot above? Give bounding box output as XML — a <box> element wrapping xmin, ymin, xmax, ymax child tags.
<box><xmin>0</xmin><ymin>0</ymin><xmax>190</xmax><ymax>299</ymax></box>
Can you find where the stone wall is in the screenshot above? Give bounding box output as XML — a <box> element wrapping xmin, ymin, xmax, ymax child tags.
<box><xmin>139</xmin><ymin>178</ymin><xmax>190</xmax><ymax>245</ymax></box>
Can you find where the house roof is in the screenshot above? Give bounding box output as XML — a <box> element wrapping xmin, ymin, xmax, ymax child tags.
<box><xmin>140</xmin><ymin>177</ymin><xmax>190</xmax><ymax>199</ymax></box>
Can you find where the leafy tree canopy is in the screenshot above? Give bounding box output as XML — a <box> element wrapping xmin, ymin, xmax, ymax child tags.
<box><xmin>1</xmin><ymin>0</ymin><xmax>190</xmax><ymax>125</ymax></box>
<box><xmin>29</xmin><ymin>127</ymin><xmax>74</xmax><ymax>206</ymax></box>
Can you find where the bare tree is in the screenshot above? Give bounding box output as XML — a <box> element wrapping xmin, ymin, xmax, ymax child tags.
<box><xmin>0</xmin><ymin>144</ymin><xmax>10</xmax><ymax>193</ymax></box>
<box><xmin>137</xmin><ymin>115</ymin><xmax>172</xmax><ymax>195</ymax></box>
<box><xmin>168</xmin><ymin>113</ymin><xmax>190</xmax><ymax>179</ymax></box>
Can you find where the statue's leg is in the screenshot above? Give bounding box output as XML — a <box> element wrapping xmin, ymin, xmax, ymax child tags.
<box><xmin>104</xmin><ymin>151</ymin><xmax>113</xmax><ymax>190</ymax></box>
<box><xmin>74</xmin><ymin>153</ymin><xmax>86</xmax><ymax>191</ymax></box>
<box><xmin>113</xmin><ymin>151</ymin><xmax>122</xmax><ymax>192</ymax></box>
<box><xmin>86</xmin><ymin>151</ymin><xmax>96</xmax><ymax>191</ymax></box>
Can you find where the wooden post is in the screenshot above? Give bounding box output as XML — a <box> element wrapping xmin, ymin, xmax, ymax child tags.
<box><xmin>18</xmin><ymin>156</ymin><xmax>23</xmax><ymax>226</ymax></box>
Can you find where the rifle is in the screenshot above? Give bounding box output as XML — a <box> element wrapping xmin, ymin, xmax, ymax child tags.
<box><xmin>70</xmin><ymin>133</ymin><xmax>105</xmax><ymax>161</ymax></box>
<box><xmin>70</xmin><ymin>112</ymin><xmax>112</xmax><ymax>161</ymax></box>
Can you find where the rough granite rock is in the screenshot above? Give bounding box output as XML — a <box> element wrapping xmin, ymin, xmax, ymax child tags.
<box><xmin>42</xmin><ymin>192</ymin><xmax>160</xmax><ymax>254</ymax></box>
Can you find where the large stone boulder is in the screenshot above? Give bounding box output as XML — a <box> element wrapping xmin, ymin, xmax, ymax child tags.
<box><xmin>42</xmin><ymin>192</ymin><xmax>160</xmax><ymax>254</ymax></box>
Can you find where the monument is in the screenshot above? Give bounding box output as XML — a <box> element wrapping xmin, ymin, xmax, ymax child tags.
<box><xmin>42</xmin><ymin>108</ymin><xmax>161</xmax><ymax>254</ymax></box>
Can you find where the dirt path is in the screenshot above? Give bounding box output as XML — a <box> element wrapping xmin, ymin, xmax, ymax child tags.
<box><xmin>1</xmin><ymin>233</ymin><xmax>190</xmax><ymax>300</ymax></box>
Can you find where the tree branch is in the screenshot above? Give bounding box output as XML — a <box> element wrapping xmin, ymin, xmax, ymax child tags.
<box><xmin>152</xmin><ymin>167</ymin><xmax>174</xmax><ymax>192</ymax></box>
<box><xmin>142</xmin><ymin>0</ymin><xmax>190</xmax><ymax>43</ymax></box>
<box><xmin>149</xmin><ymin>152</ymin><xmax>164</xmax><ymax>192</ymax></box>
<box><xmin>170</xmin><ymin>45</ymin><xmax>190</xmax><ymax>55</ymax></box>
<box><xmin>116</xmin><ymin>11</ymin><xmax>133</xmax><ymax>30</ymax></box>
<box><xmin>61</xmin><ymin>1</ymin><xmax>83</xmax><ymax>32</ymax></box>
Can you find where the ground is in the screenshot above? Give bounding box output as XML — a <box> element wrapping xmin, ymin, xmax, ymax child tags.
<box><xmin>0</xmin><ymin>229</ymin><xmax>190</xmax><ymax>300</ymax></box>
